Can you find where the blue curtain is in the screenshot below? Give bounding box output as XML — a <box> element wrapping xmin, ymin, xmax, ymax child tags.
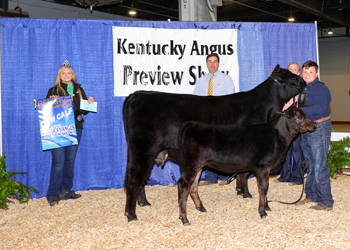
<box><xmin>0</xmin><ymin>18</ymin><xmax>316</xmax><ymax>198</ymax></box>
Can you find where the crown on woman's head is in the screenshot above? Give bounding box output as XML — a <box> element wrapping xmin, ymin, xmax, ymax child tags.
<box><xmin>63</xmin><ymin>60</ymin><xmax>70</xmax><ymax>66</ymax></box>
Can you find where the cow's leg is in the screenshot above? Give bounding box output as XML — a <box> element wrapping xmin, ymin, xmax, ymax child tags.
<box><xmin>189</xmin><ymin>170</ymin><xmax>207</xmax><ymax>212</ymax></box>
<box><xmin>124</xmin><ymin>152</ymin><xmax>154</xmax><ymax>222</ymax></box>
<box><xmin>256</xmin><ymin>169</ymin><xmax>270</xmax><ymax>219</ymax></box>
<box><xmin>177</xmin><ymin>176</ymin><xmax>191</xmax><ymax>226</ymax></box>
<box><xmin>137</xmin><ymin>187</ymin><xmax>151</xmax><ymax>206</ymax></box>
<box><xmin>236</xmin><ymin>174</ymin><xmax>243</xmax><ymax>196</ymax></box>
<box><xmin>265</xmin><ymin>196</ymin><xmax>271</xmax><ymax>211</ymax></box>
<box><xmin>124</xmin><ymin>170</ymin><xmax>141</xmax><ymax>222</ymax></box>
<box><xmin>236</xmin><ymin>172</ymin><xmax>252</xmax><ymax>198</ymax></box>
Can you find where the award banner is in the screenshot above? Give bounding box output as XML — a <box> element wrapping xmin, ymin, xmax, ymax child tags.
<box><xmin>36</xmin><ymin>96</ymin><xmax>78</xmax><ymax>150</ymax></box>
<box><xmin>113</xmin><ymin>26</ymin><xmax>239</xmax><ymax>96</ymax></box>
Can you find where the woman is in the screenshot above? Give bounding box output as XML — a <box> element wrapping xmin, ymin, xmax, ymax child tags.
<box><xmin>46</xmin><ymin>61</ymin><xmax>94</xmax><ymax>206</ymax></box>
<box><xmin>275</xmin><ymin>62</ymin><xmax>304</xmax><ymax>185</ymax></box>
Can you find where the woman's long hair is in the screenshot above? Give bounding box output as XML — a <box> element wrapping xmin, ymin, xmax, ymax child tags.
<box><xmin>54</xmin><ymin>65</ymin><xmax>82</xmax><ymax>99</ymax></box>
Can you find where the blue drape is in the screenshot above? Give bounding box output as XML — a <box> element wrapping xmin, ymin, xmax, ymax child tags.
<box><xmin>0</xmin><ymin>18</ymin><xmax>316</xmax><ymax>198</ymax></box>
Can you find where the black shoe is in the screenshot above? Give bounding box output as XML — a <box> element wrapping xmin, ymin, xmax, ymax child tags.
<box><xmin>69</xmin><ymin>193</ymin><xmax>81</xmax><ymax>199</ymax></box>
<box><xmin>61</xmin><ymin>193</ymin><xmax>82</xmax><ymax>200</ymax></box>
<box><xmin>50</xmin><ymin>200</ymin><xmax>59</xmax><ymax>206</ymax></box>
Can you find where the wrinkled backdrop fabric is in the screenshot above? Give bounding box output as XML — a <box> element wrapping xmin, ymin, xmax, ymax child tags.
<box><xmin>0</xmin><ymin>18</ymin><xmax>317</xmax><ymax>198</ymax></box>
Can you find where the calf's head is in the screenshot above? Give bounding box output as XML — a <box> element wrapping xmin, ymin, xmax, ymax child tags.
<box><xmin>285</xmin><ymin>105</ymin><xmax>317</xmax><ymax>133</ymax></box>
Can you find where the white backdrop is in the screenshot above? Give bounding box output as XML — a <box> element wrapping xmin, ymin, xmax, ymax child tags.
<box><xmin>113</xmin><ymin>27</ymin><xmax>239</xmax><ymax>96</ymax></box>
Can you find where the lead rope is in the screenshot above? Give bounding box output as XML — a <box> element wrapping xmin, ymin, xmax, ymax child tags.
<box><xmin>288</xmin><ymin>97</ymin><xmax>297</xmax><ymax>171</ymax></box>
<box><xmin>269</xmin><ymin>130</ymin><xmax>310</xmax><ymax>205</ymax></box>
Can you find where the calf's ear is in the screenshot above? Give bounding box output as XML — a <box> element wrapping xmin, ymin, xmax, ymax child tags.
<box><xmin>285</xmin><ymin>107</ymin><xmax>294</xmax><ymax>119</ymax></box>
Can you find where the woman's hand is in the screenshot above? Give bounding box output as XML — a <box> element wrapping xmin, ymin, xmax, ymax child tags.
<box><xmin>49</xmin><ymin>95</ymin><xmax>60</xmax><ymax>99</ymax></box>
<box><xmin>88</xmin><ymin>96</ymin><xmax>94</xmax><ymax>104</ymax></box>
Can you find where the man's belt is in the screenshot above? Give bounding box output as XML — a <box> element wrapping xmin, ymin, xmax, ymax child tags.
<box><xmin>314</xmin><ymin>116</ymin><xmax>330</xmax><ymax>124</ymax></box>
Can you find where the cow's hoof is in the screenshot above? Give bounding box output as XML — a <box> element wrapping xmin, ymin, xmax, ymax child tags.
<box><xmin>237</xmin><ymin>191</ymin><xmax>243</xmax><ymax>196</ymax></box>
<box><xmin>138</xmin><ymin>201</ymin><xmax>151</xmax><ymax>207</ymax></box>
<box><xmin>196</xmin><ymin>206</ymin><xmax>207</xmax><ymax>212</ymax></box>
<box><xmin>260</xmin><ymin>213</ymin><xmax>267</xmax><ymax>219</ymax></box>
<box><xmin>265</xmin><ymin>206</ymin><xmax>271</xmax><ymax>211</ymax></box>
<box><xmin>179</xmin><ymin>216</ymin><xmax>191</xmax><ymax>226</ymax></box>
<box><xmin>126</xmin><ymin>213</ymin><xmax>138</xmax><ymax>222</ymax></box>
<box><xmin>243</xmin><ymin>193</ymin><xmax>253</xmax><ymax>198</ymax></box>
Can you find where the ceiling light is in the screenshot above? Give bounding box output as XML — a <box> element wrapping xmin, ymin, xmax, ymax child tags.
<box><xmin>288</xmin><ymin>6</ymin><xmax>295</xmax><ymax>22</ymax></box>
<box><xmin>338</xmin><ymin>0</ymin><xmax>345</xmax><ymax>10</ymax></box>
<box><xmin>129</xmin><ymin>1</ymin><xmax>136</xmax><ymax>15</ymax></box>
<box><xmin>327</xmin><ymin>29</ymin><xmax>333</xmax><ymax>35</ymax></box>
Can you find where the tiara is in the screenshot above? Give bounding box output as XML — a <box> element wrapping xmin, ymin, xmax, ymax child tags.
<box><xmin>63</xmin><ymin>60</ymin><xmax>70</xmax><ymax>66</ymax></box>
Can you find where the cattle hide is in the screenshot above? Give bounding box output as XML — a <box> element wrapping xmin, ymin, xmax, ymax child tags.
<box><xmin>177</xmin><ymin>106</ymin><xmax>316</xmax><ymax>225</ymax></box>
<box><xmin>123</xmin><ymin>64</ymin><xmax>306</xmax><ymax>222</ymax></box>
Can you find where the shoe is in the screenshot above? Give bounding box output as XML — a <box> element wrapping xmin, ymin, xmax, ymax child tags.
<box><xmin>218</xmin><ymin>180</ymin><xmax>229</xmax><ymax>185</ymax></box>
<box><xmin>295</xmin><ymin>198</ymin><xmax>312</xmax><ymax>206</ymax></box>
<box><xmin>61</xmin><ymin>193</ymin><xmax>82</xmax><ymax>200</ymax></box>
<box><xmin>50</xmin><ymin>200</ymin><xmax>59</xmax><ymax>206</ymax></box>
<box><xmin>289</xmin><ymin>182</ymin><xmax>298</xmax><ymax>186</ymax></box>
<box><xmin>59</xmin><ymin>189</ymin><xmax>69</xmax><ymax>200</ymax></box>
<box><xmin>198</xmin><ymin>181</ymin><xmax>212</xmax><ymax>186</ymax></box>
<box><xmin>309</xmin><ymin>204</ymin><xmax>332</xmax><ymax>211</ymax></box>
<box><xmin>68</xmin><ymin>193</ymin><xmax>82</xmax><ymax>199</ymax></box>
<box><xmin>274</xmin><ymin>179</ymin><xmax>282</xmax><ymax>183</ymax></box>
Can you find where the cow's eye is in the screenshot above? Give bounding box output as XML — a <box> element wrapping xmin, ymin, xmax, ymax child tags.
<box><xmin>298</xmin><ymin>115</ymin><xmax>302</xmax><ymax>119</ymax></box>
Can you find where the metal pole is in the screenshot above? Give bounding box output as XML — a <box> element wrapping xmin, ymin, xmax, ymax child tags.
<box><xmin>315</xmin><ymin>21</ymin><xmax>320</xmax><ymax>80</ymax></box>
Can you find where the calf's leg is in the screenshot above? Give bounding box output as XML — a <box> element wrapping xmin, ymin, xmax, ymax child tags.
<box><xmin>256</xmin><ymin>169</ymin><xmax>270</xmax><ymax>219</ymax></box>
<box><xmin>177</xmin><ymin>176</ymin><xmax>191</xmax><ymax>226</ymax></box>
<box><xmin>189</xmin><ymin>170</ymin><xmax>207</xmax><ymax>212</ymax></box>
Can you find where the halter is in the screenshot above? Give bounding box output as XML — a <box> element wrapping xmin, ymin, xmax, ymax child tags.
<box><xmin>276</xmin><ymin>111</ymin><xmax>306</xmax><ymax>134</ymax></box>
<box><xmin>269</xmin><ymin>75</ymin><xmax>279</xmax><ymax>82</ymax></box>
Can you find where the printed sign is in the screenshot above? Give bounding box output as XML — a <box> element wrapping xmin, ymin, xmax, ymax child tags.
<box><xmin>36</xmin><ymin>96</ymin><xmax>78</xmax><ymax>150</ymax></box>
<box><xmin>113</xmin><ymin>26</ymin><xmax>239</xmax><ymax>96</ymax></box>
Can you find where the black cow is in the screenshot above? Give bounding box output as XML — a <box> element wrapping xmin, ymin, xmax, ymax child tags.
<box><xmin>123</xmin><ymin>65</ymin><xmax>306</xmax><ymax>222</ymax></box>
<box><xmin>177</xmin><ymin>106</ymin><xmax>316</xmax><ymax>225</ymax></box>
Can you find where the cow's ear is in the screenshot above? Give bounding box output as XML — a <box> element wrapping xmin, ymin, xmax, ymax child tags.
<box><xmin>273</xmin><ymin>64</ymin><xmax>281</xmax><ymax>72</ymax></box>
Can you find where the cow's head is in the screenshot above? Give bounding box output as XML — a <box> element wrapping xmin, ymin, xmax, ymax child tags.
<box><xmin>270</xmin><ymin>64</ymin><xmax>306</xmax><ymax>101</ymax></box>
<box><xmin>285</xmin><ymin>105</ymin><xmax>316</xmax><ymax>133</ymax></box>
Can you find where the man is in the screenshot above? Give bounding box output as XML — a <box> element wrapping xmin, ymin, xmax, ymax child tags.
<box><xmin>296</xmin><ymin>60</ymin><xmax>334</xmax><ymax>211</ymax></box>
<box><xmin>193</xmin><ymin>53</ymin><xmax>236</xmax><ymax>185</ymax></box>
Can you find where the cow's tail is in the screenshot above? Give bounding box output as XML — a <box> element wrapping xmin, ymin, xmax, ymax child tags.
<box><xmin>122</xmin><ymin>93</ymin><xmax>136</xmax><ymax>190</ymax></box>
<box><xmin>122</xmin><ymin>95</ymin><xmax>132</xmax><ymax>140</ymax></box>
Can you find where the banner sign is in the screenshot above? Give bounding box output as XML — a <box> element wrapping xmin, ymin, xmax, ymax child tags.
<box><xmin>113</xmin><ymin>26</ymin><xmax>239</xmax><ymax>96</ymax></box>
<box><xmin>36</xmin><ymin>96</ymin><xmax>78</xmax><ymax>150</ymax></box>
